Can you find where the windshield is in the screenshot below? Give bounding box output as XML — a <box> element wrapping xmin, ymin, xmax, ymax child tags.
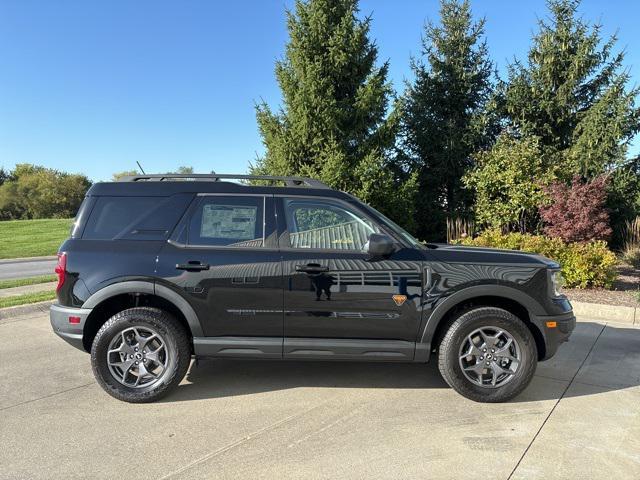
<box><xmin>360</xmin><ymin>203</ymin><xmax>425</xmax><ymax>249</ymax></box>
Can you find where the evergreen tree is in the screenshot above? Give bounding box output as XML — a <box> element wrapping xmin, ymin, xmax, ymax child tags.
<box><xmin>607</xmin><ymin>156</ymin><xmax>640</xmax><ymax>247</ymax></box>
<box><xmin>253</xmin><ymin>0</ymin><xmax>417</xmax><ymax>229</ymax></box>
<box><xmin>501</xmin><ymin>0</ymin><xmax>640</xmax><ymax>178</ymax></box>
<box><xmin>400</xmin><ymin>0</ymin><xmax>496</xmax><ymax>241</ymax></box>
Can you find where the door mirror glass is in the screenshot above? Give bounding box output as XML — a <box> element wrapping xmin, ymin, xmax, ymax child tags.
<box><xmin>366</xmin><ymin>233</ymin><xmax>395</xmax><ymax>257</ymax></box>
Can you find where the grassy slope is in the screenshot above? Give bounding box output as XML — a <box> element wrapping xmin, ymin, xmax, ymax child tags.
<box><xmin>0</xmin><ymin>218</ymin><xmax>73</xmax><ymax>259</ymax></box>
<box><xmin>0</xmin><ymin>275</ymin><xmax>57</xmax><ymax>289</ymax></box>
<box><xmin>0</xmin><ymin>291</ymin><xmax>56</xmax><ymax>308</ymax></box>
<box><xmin>0</xmin><ymin>290</ymin><xmax>56</xmax><ymax>308</ymax></box>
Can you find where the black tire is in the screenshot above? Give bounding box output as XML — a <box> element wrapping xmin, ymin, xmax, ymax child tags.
<box><xmin>91</xmin><ymin>307</ymin><xmax>191</xmax><ymax>403</ymax></box>
<box><xmin>437</xmin><ymin>307</ymin><xmax>537</xmax><ymax>403</ymax></box>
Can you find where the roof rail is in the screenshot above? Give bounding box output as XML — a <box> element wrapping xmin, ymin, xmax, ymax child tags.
<box><xmin>119</xmin><ymin>174</ymin><xmax>330</xmax><ymax>189</ymax></box>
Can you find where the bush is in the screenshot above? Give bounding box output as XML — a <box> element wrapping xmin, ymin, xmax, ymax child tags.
<box><xmin>539</xmin><ymin>175</ymin><xmax>612</xmax><ymax>243</ymax></box>
<box><xmin>621</xmin><ymin>216</ymin><xmax>640</xmax><ymax>268</ymax></box>
<box><xmin>457</xmin><ymin>229</ymin><xmax>618</xmax><ymax>288</ymax></box>
<box><xmin>624</xmin><ymin>249</ymin><xmax>640</xmax><ymax>269</ymax></box>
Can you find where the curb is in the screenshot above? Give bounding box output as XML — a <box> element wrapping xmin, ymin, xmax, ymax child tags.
<box><xmin>570</xmin><ymin>301</ymin><xmax>637</xmax><ymax>326</ymax></box>
<box><xmin>0</xmin><ymin>255</ymin><xmax>57</xmax><ymax>265</ymax></box>
<box><xmin>0</xmin><ymin>300</ymin><xmax>55</xmax><ymax>320</ymax></box>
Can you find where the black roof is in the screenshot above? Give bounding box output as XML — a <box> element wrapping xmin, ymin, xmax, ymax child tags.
<box><xmin>87</xmin><ymin>174</ymin><xmax>349</xmax><ymax>199</ymax></box>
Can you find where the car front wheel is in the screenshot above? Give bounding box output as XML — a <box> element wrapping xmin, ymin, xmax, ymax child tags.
<box><xmin>437</xmin><ymin>307</ymin><xmax>537</xmax><ymax>402</ymax></box>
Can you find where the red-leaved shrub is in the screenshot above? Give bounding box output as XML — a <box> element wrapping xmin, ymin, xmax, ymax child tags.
<box><xmin>539</xmin><ymin>175</ymin><xmax>612</xmax><ymax>243</ymax></box>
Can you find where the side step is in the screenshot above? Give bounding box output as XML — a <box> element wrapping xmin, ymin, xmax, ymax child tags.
<box><xmin>193</xmin><ymin>337</ymin><xmax>416</xmax><ymax>362</ymax></box>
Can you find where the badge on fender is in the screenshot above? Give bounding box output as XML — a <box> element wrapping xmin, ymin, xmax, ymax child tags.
<box><xmin>392</xmin><ymin>294</ymin><xmax>407</xmax><ymax>306</ymax></box>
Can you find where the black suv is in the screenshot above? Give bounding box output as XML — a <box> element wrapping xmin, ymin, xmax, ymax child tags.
<box><xmin>50</xmin><ymin>174</ymin><xmax>575</xmax><ymax>403</ymax></box>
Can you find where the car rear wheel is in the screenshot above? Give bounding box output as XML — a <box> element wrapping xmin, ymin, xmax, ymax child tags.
<box><xmin>437</xmin><ymin>307</ymin><xmax>537</xmax><ymax>403</ymax></box>
<box><xmin>91</xmin><ymin>307</ymin><xmax>191</xmax><ymax>403</ymax></box>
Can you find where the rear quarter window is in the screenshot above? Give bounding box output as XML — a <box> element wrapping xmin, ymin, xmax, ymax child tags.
<box><xmin>82</xmin><ymin>194</ymin><xmax>194</xmax><ymax>240</ymax></box>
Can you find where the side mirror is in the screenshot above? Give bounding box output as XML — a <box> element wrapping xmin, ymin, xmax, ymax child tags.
<box><xmin>367</xmin><ymin>233</ymin><xmax>395</xmax><ymax>257</ymax></box>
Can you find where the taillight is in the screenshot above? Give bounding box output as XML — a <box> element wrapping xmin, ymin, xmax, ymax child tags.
<box><xmin>55</xmin><ymin>253</ymin><xmax>67</xmax><ymax>293</ymax></box>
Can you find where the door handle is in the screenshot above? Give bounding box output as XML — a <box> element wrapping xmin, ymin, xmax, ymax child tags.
<box><xmin>176</xmin><ymin>261</ymin><xmax>210</xmax><ymax>271</ymax></box>
<box><xmin>295</xmin><ymin>264</ymin><xmax>329</xmax><ymax>274</ymax></box>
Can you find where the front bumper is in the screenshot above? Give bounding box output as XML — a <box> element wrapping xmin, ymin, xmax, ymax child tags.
<box><xmin>532</xmin><ymin>310</ymin><xmax>576</xmax><ymax>360</ymax></box>
<box><xmin>50</xmin><ymin>304</ymin><xmax>92</xmax><ymax>351</ymax></box>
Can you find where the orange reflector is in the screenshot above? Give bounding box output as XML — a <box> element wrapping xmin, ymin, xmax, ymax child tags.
<box><xmin>546</xmin><ymin>321</ymin><xmax>557</xmax><ymax>328</ymax></box>
<box><xmin>69</xmin><ymin>316</ymin><xmax>81</xmax><ymax>324</ymax></box>
<box><xmin>392</xmin><ymin>294</ymin><xmax>407</xmax><ymax>306</ymax></box>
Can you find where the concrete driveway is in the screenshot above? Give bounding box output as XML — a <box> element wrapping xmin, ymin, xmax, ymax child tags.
<box><xmin>1</xmin><ymin>311</ymin><xmax>639</xmax><ymax>480</ymax></box>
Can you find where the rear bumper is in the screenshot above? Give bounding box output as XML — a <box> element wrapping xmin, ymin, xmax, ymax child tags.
<box><xmin>532</xmin><ymin>310</ymin><xmax>576</xmax><ymax>360</ymax></box>
<box><xmin>50</xmin><ymin>304</ymin><xmax>92</xmax><ymax>352</ymax></box>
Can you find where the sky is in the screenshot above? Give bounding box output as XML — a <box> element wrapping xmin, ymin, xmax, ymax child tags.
<box><xmin>1</xmin><ymin>0</ymin><xmax>639</xmax><ymax>182</ymax></box>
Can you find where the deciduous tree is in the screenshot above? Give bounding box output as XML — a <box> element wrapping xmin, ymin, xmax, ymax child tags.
<box><xmin>0</xmin><ymin>164</ymin><xmax>91</xmax><ymax>220</ymax></box>
<box><xmin>464</xmin><ymin>135</ymin><xmax>552</xmax><ymax>231</ymax></box>
<box><xmin>539</xmin><ymin>175</ymin><xmax>612</xmax><ymax>242</ymax></box>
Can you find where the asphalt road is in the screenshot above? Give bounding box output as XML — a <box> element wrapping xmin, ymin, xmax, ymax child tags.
<box><xmin>0</xmin><ymin>257</ymin><xmax>57</xmax><ymax>280</ymax></box>
<box><xmin>1</xmin><ymin>311</ymin><xmax>639</xmax><ymax>479</ymax></box>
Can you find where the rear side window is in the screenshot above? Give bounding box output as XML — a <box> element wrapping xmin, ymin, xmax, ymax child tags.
<box><xmin>83</xmin><ymin>197</ymin><xmax>158</xmax><ymax>240</ymax></box>
<box><xmin>70</xmin><ymin>197</ymin><xmax>93</xmax><ymax>238</ymax></box>
<box><xmin>188</xmin><ymin>196</ymin><xmax>264</xmax><ymax>247</ymax></box>
<box><xmin>81</xmin><ymin>194</ymin><xmax>194</xmax><ymax>240</ymax></box>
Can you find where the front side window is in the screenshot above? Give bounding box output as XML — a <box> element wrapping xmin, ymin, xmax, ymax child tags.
<box><xmin>188</xmin><ymin>196</ymin><xmax>264</xmax><ymax>247</ymax></box>
<box><xmin>284</xmin><ymin>198</ymin><xmax>379</xmax><ymax>250</ymax></box>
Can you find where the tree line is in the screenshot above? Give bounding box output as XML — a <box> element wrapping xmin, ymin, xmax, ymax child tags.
<box><xmin>0</xmin><ymin>166</ymin><xmax>197</xmax><ymax>220</ymax></box>
<box><xmin>252</xmin><ymin>0</ymin><xmax>640</xmax><ymax>247</ymax></box>
<box><xmin>0</xmin><ymin>164</ymin><xmax>91</xmax><ymax>220</ymax></box>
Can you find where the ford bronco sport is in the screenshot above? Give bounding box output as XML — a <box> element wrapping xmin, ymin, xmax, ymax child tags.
<box><xmin>50</xmin><ymin>174</ymin><xmax>575</xmax><ymax>403</ymax></box>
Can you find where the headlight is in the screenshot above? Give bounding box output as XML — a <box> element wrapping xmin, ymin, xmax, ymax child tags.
<box><xmin>549</xmin><ymin>270</ymin><xmax>564</xmax><ymax>297</ymax></box>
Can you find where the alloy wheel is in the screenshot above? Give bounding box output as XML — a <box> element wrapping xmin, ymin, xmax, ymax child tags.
<box><xmin>458</xmin><ymin>326</ymin><xmax>521</xmax><ymax>388</ymax></box>
<box><xmin>107</xmin><ymin>326</ymin><xmax>170</xmax><ymax>388</ymax></box>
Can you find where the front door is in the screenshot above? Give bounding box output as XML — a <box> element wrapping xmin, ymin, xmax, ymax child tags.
<box><xmin>157</xmin><ymin>194</ymin><xmax>283</xmax><ymax>358</ymax></box>
<box><xmin>277</xmin><ymin>197</ymin><xmax>424</xmax><ymax>361</ymax></box>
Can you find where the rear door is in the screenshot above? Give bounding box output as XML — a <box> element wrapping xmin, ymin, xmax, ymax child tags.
<box><xmin>277</xmin><ymin>196</ymin><xmax>424</xmax><ymax>361</ymax></box>
<box><xmin>156</xmin><ymin>194</ymin><xmax>283</xmax><ymax>357</ymax></box>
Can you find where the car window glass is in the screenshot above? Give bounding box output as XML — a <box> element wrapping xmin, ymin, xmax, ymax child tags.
<box><xmin>188</xmin><ymin>196</ymin><xmax>264</xmax><ymax>247</ymax></box>
<box><xmin>83</xmin><ymin>196</ymin><xmax>158</xmax><ymax>240</ymax></box>
<box><xmin>284</xmin><ymin>199</ymin><xmax>379</xmax><ymax>250</ymax></box>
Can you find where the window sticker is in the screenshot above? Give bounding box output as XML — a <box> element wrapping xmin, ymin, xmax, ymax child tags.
<box><xmin>200</xmin><ymin>204</ymin><xmax>257</xmax><ymax>240</ymax></box>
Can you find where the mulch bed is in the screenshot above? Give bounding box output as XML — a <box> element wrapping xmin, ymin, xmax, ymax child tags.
<box><xmin>564</xmin><ymin>262</ymin><xmax>639</xmax><ymax>307</ymax></box>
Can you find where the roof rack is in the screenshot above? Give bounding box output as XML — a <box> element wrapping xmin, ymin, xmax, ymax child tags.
<box><xmin>119</xmin><ymin>174</ymin><xmax>330</xmax><ymax>189</ymax></box>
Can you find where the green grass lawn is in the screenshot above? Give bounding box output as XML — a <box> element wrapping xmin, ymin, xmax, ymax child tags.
<box><xmin>0</xmin><ymin>275</ymin><xmax>57</xmax><ymax>289</ymax></box>
<box><xmin>0</xmin><ymin>290</ymin><xmax>56</xmax><ymax>308</ymax></box>
<box><xmin>0</xmin><ymin>218</ymin><xmax>73</xmax><ymax>259</ymax></box>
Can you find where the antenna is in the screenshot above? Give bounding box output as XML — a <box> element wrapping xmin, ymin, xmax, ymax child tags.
<box><xmin>136</xmin><ymin>161</ymin><xmax>146</xmax><ymax>175</ymax></box>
